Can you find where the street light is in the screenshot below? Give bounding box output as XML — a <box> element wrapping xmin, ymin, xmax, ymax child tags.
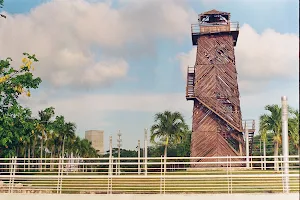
<box><xmin>136</xmin><ymin>140</ymin><xmax>141</xmax><ymax>175</ymax></box>
<box><xmin>117</xmin><ymin>130</ymin><xmax>122</xmax><ymax>175</ymax></box>
<box><xmin>144</xmin><ymin>128</ymin><xmax>148</xmax><ymax>175</ymax></box>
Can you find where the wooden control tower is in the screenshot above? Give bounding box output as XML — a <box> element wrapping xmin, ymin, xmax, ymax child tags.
<box><xmin>186</xmin><ymin>10</ymin><xmax>253</xmax><ymax>163</ymax></box>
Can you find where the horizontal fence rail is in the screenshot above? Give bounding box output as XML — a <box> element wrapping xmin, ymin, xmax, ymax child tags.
<box><xmin>0</xmin><ymin>155</ymin><xmax>299</xmax><ymax>194</ymax></box>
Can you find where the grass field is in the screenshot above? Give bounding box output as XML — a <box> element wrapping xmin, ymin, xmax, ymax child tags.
<box><xmin>4</xmin><ymin>169</ymin><xmax>299</xmax><ymax>194</ymax></box>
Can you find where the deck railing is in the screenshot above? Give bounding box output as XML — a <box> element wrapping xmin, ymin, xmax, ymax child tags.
<box><xmin>191</xmin><ymin>22</ymin><xmax>239</xmax><ymax>35</ymax></box>
<box><xmin>242</xmin><ymin>119</ymin><xmax>256</xmax><ymax>132</ymax></box>
<box><xmin>0</xmin><ymin>155</ymin><xmax>299</xmax><ymax>194</ymax></box>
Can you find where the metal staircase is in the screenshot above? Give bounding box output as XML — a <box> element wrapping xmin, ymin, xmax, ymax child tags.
<box><xmin>243</xmin><ymin>120</ymin><xmax>256</xmax><ymax>156</ymax></box>
<box><xmin>186</xmin><ymin>66</ymin><xmax>195</xmax><ymax>100</ymax></box>
<box><xmin>248</xmin><ymin>132</ymin><xmax>254</xmax><ymax>156</ymax></box>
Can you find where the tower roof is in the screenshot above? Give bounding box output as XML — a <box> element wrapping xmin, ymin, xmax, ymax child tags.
<box><xmin>200</xmin><ymin>9</ymin><xmax>230</xmax><ymax>15</ymax></box>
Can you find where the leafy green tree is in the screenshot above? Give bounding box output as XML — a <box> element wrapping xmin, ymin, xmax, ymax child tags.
<box><xmin>0</xmin><ymin>54</ymin><xmax>41</xmax><ymax>157</ymax></box>
<box><xmin>0</xmin><ymin>0</ymin><xmax>5</xmax><ymax>18</ymax></box>
<box><xmin>150</xmin><ymin>111</ymin><xmax>189</xmax><ymax>158</ymax></box>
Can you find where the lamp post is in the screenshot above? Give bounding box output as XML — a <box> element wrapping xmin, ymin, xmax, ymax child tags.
<box><xmin>109</xmin><ymin>136</ymin><xmax>112</xmax><ymax>176</ymax></box>
<box><xmin>244</xmin><ymin>121</ymin><xmax>250</xmax><ymax>168</ymax></box>
<box><xmin>137</xmin><ymin>140</ymin><xmax>141</xmax><ymax>175</ymax></box>
<box><xmin>281</xmin><ymin>96</ymin><xmax>289</xmax><ymax>193</ymax></box>
<box><xmin>117</xmin><ymin>130</ymin><xmax>122</xmax><ymax>175</ymax></box>
<box><xmin>144</xmin><ymin>128</ymin><xmax>148</xmax><ymax>175</ymax></box>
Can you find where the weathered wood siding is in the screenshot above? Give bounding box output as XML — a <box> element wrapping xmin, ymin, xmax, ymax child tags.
<box><xmin>191</xmin><ymin>33</ymin><xmax>245</xmax><ymax>161</ymax></box>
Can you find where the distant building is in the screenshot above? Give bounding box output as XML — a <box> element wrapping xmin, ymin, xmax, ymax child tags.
<box><xmin>85</xmin><ymin>130</ymin><xmax>104</xmax><ymax>155</ymax></box>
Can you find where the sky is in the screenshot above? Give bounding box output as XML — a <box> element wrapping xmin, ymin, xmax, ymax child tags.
<box><xmin>0</xmin><ymin>0</ymin><xmax>298</xmax><ymax>151</ymax></box>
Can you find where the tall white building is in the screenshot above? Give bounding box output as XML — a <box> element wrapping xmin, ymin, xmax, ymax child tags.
<box><xmin>85</xmin><ymin>130</ymin><xmax>104</xmax><ymax>155</ymax></box>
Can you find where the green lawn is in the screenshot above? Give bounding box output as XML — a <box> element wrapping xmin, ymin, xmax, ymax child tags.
<box><xmin>7</xmin><ymin>169</ymin><xmax>299</xmax><ymax>194</ymax></box>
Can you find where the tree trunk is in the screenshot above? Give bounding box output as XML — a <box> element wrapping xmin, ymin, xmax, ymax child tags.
<box><xmin>51</xmin><ymin>146</ymin><xmax>55</xmax><ymax>171</ymax></box>
<box><xmin>274</xmin><ymin>141</ymin><xmax>279</xmax><ymax>171</ymax></box>
<box><xmin>164</xmin><ymin>145</ymin><xmax>168</xmax><ymax>158</ymax></box>
<box><xmin>23</xmin><ymin>151</ymin><xmax>26</xmax><ymax>172</ymax></box>
<box><xmin>31</xmin><ymin>142</ymin><xmax>35</xmax><ymax>158</ymax></box>
<box><xmin>40</xmin><ymin>136</ymin><xmax>43</xmax><ymax>172</ymax></box>
<box><xmin>62</xmin><ymin>136</ymin><xmax>65</xmax><ymax>158</ymax></box>
<box><xmin>50</xmin><ymin>152</ymin><xmax>53</xmax><ymax>171</ymax></box>
<box><xmin>58</xmin><ymin>144</ymin><xmax>61</xmax><ymax>157</ymax></box>
<box><xmin>28</xmin><ymin>147</ymin><xmax>30</xmax><ymax>171</ymax></box>
<box><xmin>164</xmin><ymin>145</ymin><xmax>168</xmax><ymax>173</ymax></box>
<box><xmin>263</xmin><ymin>141</ymin><xmax>266</xmax><ymax>170</ymax></box>
<box><xmin>16</xmin><ymin>146</ymin><xmax>19</xmax><ymax>157</ymax></box>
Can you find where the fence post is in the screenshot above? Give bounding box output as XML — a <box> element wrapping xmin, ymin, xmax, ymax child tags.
<box><xmin>57</xmin><ymin>156</ymin><xmax>61</xmax><ymax>194</ymax></box>
<box><xmin>109</xmin><ymin>136</ymin><xmax>112</xmax><ymax>176</ymax></box>
<box><xmin>160</xmin><ymin>155</ymin><xmax>163</xmax><ymax>194</ymax></box>
<box><xmin>260</xmin><ymin>139</ymin><xmax>263</xmax><ymax>170</ymax></box>
<box><xmin>164</xmin><ymin>155</ymin><xmax>166</xmax><ymax>194</ymax></box>
<box><xmin>144</xmin><ymin>128</ymin><xmax>148</xmax><ymax>176</ymax></box>
<box><xmin>245</xmin><ymin>127</ymin><xmax>250</xmax><ymax>169</ymax></box>
<box><xmin>9</xmin><ymin>157</ymin><xmax>16</xmax><ymax>193</ymax></box>
<box><xmin>23</xmin><ymin>157</ymin><xmax>25</xmax><ymax>172</ymax></box>
<box><xmin>230</xmin><ymin>156</ymin><xmax>232</xmax><ymax>194</ymax></box>
<box><xmin>8</xmin><ymin>157</ymin><xmax>12</xmax><ymax>193</ymax></box>
<box><xmin>12</xmin><ymin>157</ymin><xmax>16</xmax><ymax>193</ymax></box>
<box><xmin>107</xmin><ymin>157</ymin><xmax>111</xmax><ymax>194</ymax></box>
<box><xmin>226</xmin><ymin>156</ymin><xmax>229</xmax><ymax>194</ymax></box>
<box><xmin>164</xmin><ymin>154</ymin><xmax>167</xmax><ymax>174</ymax></box>
<box><xmin>60</xmin><ymin>158</ymin><xmax>63</xmax><ymax>194</ymax></box>
<box><xmin>113</xmin><ymin>156</ymin><xmax>117</xmax><ymax>175</ymax></box>
<box><xmin>279</xmin><ymin>155</ymin><xmax>285</xmax><ymax>192</ymax></box>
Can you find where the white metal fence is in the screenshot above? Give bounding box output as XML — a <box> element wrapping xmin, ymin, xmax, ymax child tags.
<box><xmin>0</xmin><ymin>155</ymin><xmax>299</xmax><ymax>194</ymax></box>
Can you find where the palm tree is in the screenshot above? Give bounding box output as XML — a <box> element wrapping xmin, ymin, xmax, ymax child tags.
<box><xmin>37</xmin><ymin>107</ymin><xmax>55</xmax><ymax>158</ymax></box>
<box><xmin>259</xmin><ymin>104</ymin><xmax>282</xmax><ymax>171</ymax></box>
<box><xmin>52</xmin><ymin>116</ymin><xmax>65</xmax><ymax>157</ymax></box>
<box><xmin>259</xmin><ymin>125</ymin><xmax>267</xmax><ymax>170</ymax></box>
<box><xmin>36</xmin><ymin>107</ymin><xmax>55</xmax><ymax>171</ymax></box>
<box><xmin>289</xmin><ymin>109</ymin><xmax>299</xmax><ymax>155</ymax></box>
<box><xmin>150</xmin><ymin>111</ymin><xmax>189</xmax><ymax>158</ymax></box>
<box><xmin>61</xmin><ymin>122</ymin><xmax>76</xmax><ymax>158</ymax></box>
<box><xmin>72</xmin><ymin>136</ymin><xmax>82</xmax><ymax>157</ymax></box>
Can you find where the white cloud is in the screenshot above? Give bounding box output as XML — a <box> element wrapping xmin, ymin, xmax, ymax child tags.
<box><xmin>0</xmin><ymin>0</ymin><xmax>196</xmax><ymax>88</ymax></box>
<box><xmin>177</xmin><ymin>47</ymin><xmax>197</xmax><ymax>80</ymax></box>
<box><xmin>20</xmin><ymin>91</ymin><xmax>194</xmax><ymax>149</ymax></box>
<box><xmin>177</xmin><ymin>24</ymin><xmax>299</xmax><ymax>95</ymax></box>
<box><xmin>22</xmin><ymin>91</ymin><xmax>193</xmax><ymax>114</ymax></box>
<box><xmin>235</xmin><ymin>24</ymin><xmax>298</xmax><ymax>93</ymax></box>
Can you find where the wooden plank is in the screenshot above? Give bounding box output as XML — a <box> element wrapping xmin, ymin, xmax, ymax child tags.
<box><xmin>190</xmin><ymin>32</ymin><xmax>244</xmax><ymax>164</ymax></box>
